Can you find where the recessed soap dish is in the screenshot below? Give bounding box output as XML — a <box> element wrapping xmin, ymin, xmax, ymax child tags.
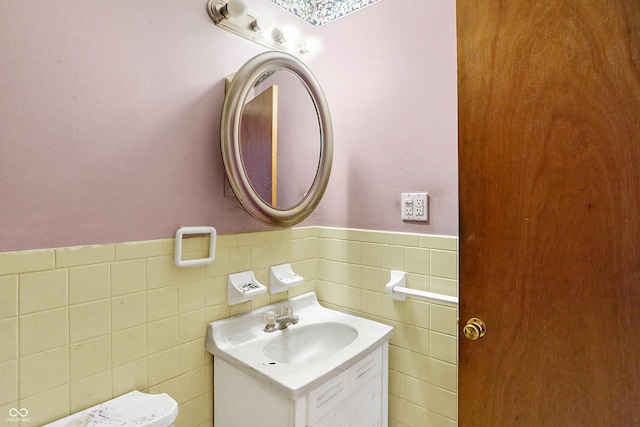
<box><xmin>227</xmin><ymin>271</ymin><xmax>267</xmax><ymax>305</ymax></box>
<box><xmin>270</xmin><ymin>263</ymin><xmax>304</xmax><ymax>294</ymax></box>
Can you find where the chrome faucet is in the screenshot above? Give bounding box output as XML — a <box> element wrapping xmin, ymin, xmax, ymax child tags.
<box><xmin>264</xmin><ymin>306</ymin><xmax>299</xmax><ymax>332</ymax></box>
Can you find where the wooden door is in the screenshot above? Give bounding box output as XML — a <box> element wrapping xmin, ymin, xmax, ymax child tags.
<box><xmin>457</xmin><ymin>1</ymin><xmax>640</xmax><ymax>425</ymax></box>
<box><xmin>241</xmin><ymin>85</ymin><xmax>279</xmax><ymax>205</ymax></box>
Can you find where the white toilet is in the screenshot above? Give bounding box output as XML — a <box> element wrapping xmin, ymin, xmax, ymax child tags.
<box><xmin>44</xmin><ymin>390</ymin><xmax>178</xmax><ymax>427</ymax></box>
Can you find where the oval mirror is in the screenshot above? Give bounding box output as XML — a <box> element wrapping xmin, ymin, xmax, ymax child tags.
<box><xmin>221</xmin><ymin>51</ymin><xmax>333</xmax><ymax>226</ymax></box>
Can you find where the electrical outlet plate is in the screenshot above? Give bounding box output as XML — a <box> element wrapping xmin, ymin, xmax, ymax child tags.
<box><xmin>401</xmin><ymin>192</ymin><xmax>429</xmax><ymax>221</ymax></box>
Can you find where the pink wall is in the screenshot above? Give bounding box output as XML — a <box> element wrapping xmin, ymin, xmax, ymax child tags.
<box><xmin>309</xmin><ymin>0</ymin><xmax>458</xmax><ymax>236</ymax></box>
<box><xmin>0</xmin><ymin>0</ymin><xmax>457</xmax><ymax>252</ymax></box>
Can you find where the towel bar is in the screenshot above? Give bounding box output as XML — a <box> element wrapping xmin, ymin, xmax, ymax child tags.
<box><xmin>385</xmin><ymin>270</ymin><xmax>458</xmax><ymax>305</ymax></box>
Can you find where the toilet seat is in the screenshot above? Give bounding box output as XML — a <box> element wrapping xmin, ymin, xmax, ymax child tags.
<box><xmin>44</xmin><ymin>390</ymin><xmax>178</xmax><ymax>427</ymax></box>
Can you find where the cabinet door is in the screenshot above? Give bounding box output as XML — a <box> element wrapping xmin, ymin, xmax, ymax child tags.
<box><xmin>313</xmin><ymin>374</ymin><xmax>383</xmax><ymax>427</ymax></box>
<box><xmin>349</xmin><ymin>374</ymin><xmax>382</xmax><ymax>427</ymax></box>
<box><xmin>307</xmin><ymin>372</ymin><xmax>347</xmax><ymax>424</ymax></box>
<box><xmin>312</xmin><ymin>402</ymin><xmax>349</xmax><ymax>427</ymax></box>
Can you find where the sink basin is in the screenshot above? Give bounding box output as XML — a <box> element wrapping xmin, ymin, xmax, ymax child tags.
<box><xmin>263</xmin><ymin>322</ymin><xmax>357</xmax><ymax>365</ymax></box>
<box><xmin>205</xmin><ymin>292</ymin><xmax>393</xmax><ymax>399</ymax></box>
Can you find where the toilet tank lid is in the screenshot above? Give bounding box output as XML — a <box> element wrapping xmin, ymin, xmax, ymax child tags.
<box><xmin>43</xmin><ymin>390</ymin><xmax>179</xmax><ymax>427</ymax></box>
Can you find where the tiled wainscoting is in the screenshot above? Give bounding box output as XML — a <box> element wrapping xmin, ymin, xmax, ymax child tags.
<box><xmin>0</xmin><ymin>226</ymin><xmax>458</xmax><ymax>426</ymax></box>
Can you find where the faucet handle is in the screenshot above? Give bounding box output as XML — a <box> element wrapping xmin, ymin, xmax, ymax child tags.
<box><xmin>280</xmin><ymin>306</ymin><xmax>293</xmax><ymax>317</ymax></box>
<box><xmin>264</xmin><ymin>310</ymin><xmax>277</xmax><ymax>327</ymax></box>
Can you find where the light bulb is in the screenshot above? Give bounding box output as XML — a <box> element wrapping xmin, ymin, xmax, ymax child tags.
<box><xmin>273</xmin><ymin>28</ymin><xmax>288</xmax><ymax>44</ymax></box>
<box><xmin>276</xmin><ymin>26</ymin><xmax>299</xmax><ymax>45</ymax></box>
<box><xmin>299</xmin><ymin>37</ymin><xmax>321</xmax><ymax>55</ymax></box>
<box><xmin>221</xmin><ymin>0</ymin><xmax>247</xmax><ymax>19</ymax></box>
<box><xmin>251</xmin><ymin>12</ymin><xmax>275</xmax><ymax>33</ymax></box>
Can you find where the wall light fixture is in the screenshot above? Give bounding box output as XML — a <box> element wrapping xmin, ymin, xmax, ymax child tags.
<box><xmin>207</xmin><ymin>0</ymin><xmax>312</xmax><ymax>59</ymax></box>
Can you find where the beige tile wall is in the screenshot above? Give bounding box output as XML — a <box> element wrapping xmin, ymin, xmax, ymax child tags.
<box><xmin>0</xmin><ymin>226</ymin><xmax>458</xmax><ymax>426</ymax></box>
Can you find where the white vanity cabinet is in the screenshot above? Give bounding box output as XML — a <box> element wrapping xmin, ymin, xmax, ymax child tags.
<box><xmin>214</xmin><ymin>344</ymin><xmax>389</xmax><ymax>427</ymax></box>
<box><xmin>207</xmin><ymin>293</ymin><xmax>394</xmax><ymax>427</ymax></box>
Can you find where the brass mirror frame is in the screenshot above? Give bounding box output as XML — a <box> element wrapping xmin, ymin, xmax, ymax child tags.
<box><xmin>221</xmin><ymin>51</ymin><xmax>333</xmax><ymax>226</ymax></box>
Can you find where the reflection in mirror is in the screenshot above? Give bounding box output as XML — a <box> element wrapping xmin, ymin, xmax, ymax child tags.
<box><xmin>241</xmin><ymin>70</ymin><xmax>320</xmax><ymax>209</ymax></box>
<box><xmin>241</xmin><ymin>84</ymin><xmax>278</xmax><ymax>206</ymax></box>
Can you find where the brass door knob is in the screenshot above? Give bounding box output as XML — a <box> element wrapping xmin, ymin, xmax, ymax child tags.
<box><xmin>463</xmin><ymin>317</ymin><xmax>487</xmax><ymax>340</ymax></box>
